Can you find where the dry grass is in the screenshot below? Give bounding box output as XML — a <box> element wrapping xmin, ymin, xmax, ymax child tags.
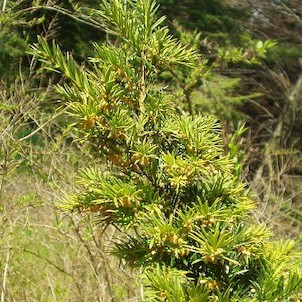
<box><xmin>0</xmin><ymin>173</ymin><xmax>140</xmax><ymax>301</ymax></box>
<box><xmin>246</xmin><ymin>147</ymin><xmax>302</xmax><ymax>238</ymax></box>
<box><xmin>0</xmin><ymin>76</ymin><xmax>139</xmax><ymax>302</ymax></box>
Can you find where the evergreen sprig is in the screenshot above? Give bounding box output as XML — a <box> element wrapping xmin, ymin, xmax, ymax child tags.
<box><xmin>30</xmin><ymin>0</ymin><xmax>302</xmax><ymax>300</ymax></box>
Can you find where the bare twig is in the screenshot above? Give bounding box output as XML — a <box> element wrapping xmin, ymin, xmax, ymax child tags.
<box><xmin>17</xmin><ymin>5</ymin><xmax>106</xmax><ymax>31</ymax></box>
<box><xmin>18</xmin><ymin>108</ymin><xmax>66</xmax><ymax>142</ymax></box>
<box><xmin>1</xmin><ymin>247</ymin><xmax>10</xmax><ymax>302</ymax></box>
<box><xmin>1</xmin><ymin>0</ymin><xmax>8</xmax><ymax>13</ymax></box>
<box><xmin>167</xmin><ymin>67</ymin><xmax>194</xmax><ymax>115</ymax></box>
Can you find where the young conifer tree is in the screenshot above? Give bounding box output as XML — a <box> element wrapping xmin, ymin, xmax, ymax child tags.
<box><xmin>30</xmin><ymin>0</ymin><xmax>302</xmax><ymax>300</ymax></box>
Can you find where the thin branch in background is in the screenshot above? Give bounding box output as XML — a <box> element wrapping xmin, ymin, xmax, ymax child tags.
<box><xmin>1</xmin><ymin>0</ymin><xmax>8</xmax><ymax>13</ymax></box>
<box><xmin>71</xmin><ymin>218</ymin><xmax>115</xmax><ymax>301</ymax></box>
<box><xmin>18</xmin><ymin>5</ymin><xmax>106</xmax><ymax>32</ymax></box>
<box><xmin>18</xmin><ymin>108</ymin><xmax>66</xmax><ymax>142</ymax></box>
<box><xmin>13</xmin><ymin>247</ymin><xmax>74</xmax><ymax>278</ymax></box>
<box><xmin>0</xmin><ymin>158</ymin><xmax>8</xmax><ymax>207</ymax></box>
<box><xmin>0</xmin><ymin>247</ymin><xmax>10</xmax><ymax>302</ymax></box>
<box><xmin>279</xmin><ymin>2</ymin><xmax>302</xmax><ymax>25</ymax></box>
<box><xmin>167</xmin><ymin>67</ymin><xmax>194</xmax><ymax>115</ymax></box>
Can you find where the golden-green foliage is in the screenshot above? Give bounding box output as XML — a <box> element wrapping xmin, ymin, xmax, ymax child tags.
<box><xmin>30</xmin><ymin>0</ymin><xmax>302</xmax><ymax>301</ymax></box>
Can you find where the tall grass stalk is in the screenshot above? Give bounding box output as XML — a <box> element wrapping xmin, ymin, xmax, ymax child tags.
<box><xmin>1</xmin><ymin>0</ymin><xmax>7</xmax><ymax>13</ymax></box>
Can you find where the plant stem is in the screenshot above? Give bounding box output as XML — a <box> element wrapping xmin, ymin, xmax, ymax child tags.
<box><xmin>0</xmin><ymin>158</ymin><xmax>8</xmax><ymax>212</ymax></box>
<box><xmin>168</xmin><ymin>67</ymin><xmax>194</xmax><ymax>115</ymax></box>
<box><xmin>2</xmin><ymin>0</ymin><xmax>7</xmax><ymax>13</ymax></box>
<box><xmin>18</xmin><ymin>5</ymin><xmax>106</xmax><ymax>31</ymax></box>
<box><xmin>1</xmin><ymin>247</ymin><xmax>10</xmax><ymax>302</ymax></box>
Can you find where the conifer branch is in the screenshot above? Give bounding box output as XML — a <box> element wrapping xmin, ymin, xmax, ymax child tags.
<box><xmin>30</xmin><ymin>0</ymin><xmax>302</xmax><ymax>300</ymax></box>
